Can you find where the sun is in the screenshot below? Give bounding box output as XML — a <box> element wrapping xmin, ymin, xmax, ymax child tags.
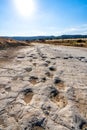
<box><xmin>13</xmin><ymin>0</ymin><xmax>36</xmax><ymax>17</ymax></box>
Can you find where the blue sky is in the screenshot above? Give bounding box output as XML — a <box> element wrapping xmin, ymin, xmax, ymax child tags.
<box><xmin>0</xmin><ymin>0</ymin><xmax>87</xmax><ymax>36</ymax></box>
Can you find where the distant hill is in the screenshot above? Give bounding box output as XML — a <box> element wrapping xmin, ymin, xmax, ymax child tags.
<box><xmin>57</xmin><ymin>35</ymin><xmax>87</xmax><ymax>39</ymax></box>
<box><xmin>11</xmin><ymin>36</ymin><xmax>55</xmax><ymax>41</ymax></box>
<box><xmin>10</xmin><ymin>35</ymin><xmax>87</xmax><ymax>41</ymax></box>
<box><xmin>1</xmin><ymin>35</ymin><xmax>87</xmax><ymax>41</ymax></box>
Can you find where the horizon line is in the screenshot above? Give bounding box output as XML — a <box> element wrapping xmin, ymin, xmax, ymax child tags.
<box><xmin>0</xmin><ymin>34</ymin><xmax>87</xmax><ymax>37</ymax></box>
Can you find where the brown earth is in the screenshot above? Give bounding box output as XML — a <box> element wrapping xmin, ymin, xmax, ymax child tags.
<box><xmin>0</xmin><ymin>38</ymin><xmax>87</xmax><ymax>130</ymax></box>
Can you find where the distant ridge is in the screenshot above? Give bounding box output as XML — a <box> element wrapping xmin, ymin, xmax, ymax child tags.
<box><xmin>1</xmin><ymin>35</ymin><xmax>87</xmax><ymax>41</ymax></box>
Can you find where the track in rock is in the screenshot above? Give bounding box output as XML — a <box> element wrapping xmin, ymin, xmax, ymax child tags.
<box><xmin>0</xmin><ymin>44</ymin><xmax>87</xmax><ymax>130</ymax></box>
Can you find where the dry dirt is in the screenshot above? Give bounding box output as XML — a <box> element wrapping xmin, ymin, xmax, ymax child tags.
<box><xmin>0</xmin><ymin>43</ymin><xmax>87</xmax><ymax>130</ymax></box>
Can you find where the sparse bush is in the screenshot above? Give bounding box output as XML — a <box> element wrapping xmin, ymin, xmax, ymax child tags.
<box><xmin>77</xmin><ymin>39</ymin><xmax>85</xmax><ymax>43</ymax></box>
<box><xmin>38</xmin><ymin>39</ymin><xmax>46</xmax><ymax>43</ymax></box>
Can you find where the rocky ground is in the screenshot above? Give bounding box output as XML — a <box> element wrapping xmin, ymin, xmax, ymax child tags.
<box><xmin>0</xmin><ymin>43</ymin><xmax>87</xmax><ymax>130</ymax></box>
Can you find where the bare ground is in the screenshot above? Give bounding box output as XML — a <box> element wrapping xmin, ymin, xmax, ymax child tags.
<box><xmin>0</xmin><ymin>43</ymin><xmax>87</xmax><ymax>130</ymax></box>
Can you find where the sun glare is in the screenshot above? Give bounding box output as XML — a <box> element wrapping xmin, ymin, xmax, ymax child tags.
<box><xmin>13</xmin><ymin>0</ymin><xmax>36</xmax><ymax>17</ymax></box>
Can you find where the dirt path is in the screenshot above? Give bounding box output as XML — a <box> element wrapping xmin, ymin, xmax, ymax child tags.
<box><xmin>0</xmin><ymin>44</ymin><xmax>87</xmax><ymax>130</ymax></box>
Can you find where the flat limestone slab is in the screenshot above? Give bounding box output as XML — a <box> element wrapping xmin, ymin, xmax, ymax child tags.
<box><xmin>0</xmin><ymin>44</ymin><xmax>87</xmax><ymax>130</ymax></box>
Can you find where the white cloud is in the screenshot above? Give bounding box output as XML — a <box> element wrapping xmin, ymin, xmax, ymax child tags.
<box><xmin>56</xmin><ymin>24</ymin><xmax>87</xmax><ymax>35</ymax></box>
<box><xmin>44</xmin><ymin>24</ymin><xmax>87</xmax><ymax>36</ymax></box>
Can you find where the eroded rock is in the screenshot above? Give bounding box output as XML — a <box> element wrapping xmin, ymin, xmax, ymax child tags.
<box><xmin>0</xmin><ymin>43</ymin><xmax>87</xmax><ymax>129</ymax></box>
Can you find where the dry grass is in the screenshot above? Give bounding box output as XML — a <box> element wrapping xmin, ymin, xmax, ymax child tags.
<box><xmin>0</xmin><ymin>37</ymin><xmax>30</xmax><ymax>49</ymax></box>
<box><xmin>35</xmin><ymin>39</ymin><xmax>87</xmax><ymax>47</ymax></box>
<box><xmin>1</xmin><ymin>37</ymin><xmax>87</xmax><ymax>49</ymax></box>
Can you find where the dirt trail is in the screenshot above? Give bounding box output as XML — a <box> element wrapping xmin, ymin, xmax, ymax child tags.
<box><xmin>0</xmin><ymin>44</ymin><xmax>87</xmax><ymax>130</ymax></box>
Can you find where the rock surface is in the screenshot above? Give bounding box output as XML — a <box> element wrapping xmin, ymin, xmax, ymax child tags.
<box><xmin>0</xmin><ymin>43</ymin><xmax>87</xmax><ymax>130</ymax></box>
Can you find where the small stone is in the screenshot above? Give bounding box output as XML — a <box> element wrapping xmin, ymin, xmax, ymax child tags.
<box><xmin>63</xmin><ymin>56</ymin><xmax>69</xmax><ymax>59</ymax></box>
<box><xmin>49</xmin><ymin>66</ymin><xmax>56</xmax><ymax>71</ymax></box>
<box><xmin>40</xmin><ymin>77</ymin><xmax>46</xmax><ymax>82</ymax></box>
<box><xmin>42</xmin><ymin>55</ymin><xmax>47</xmax><ymax>59</ymax></box>
<box><xmin>54</xmin><ymin>77</ymin><xmax>62</xmax><ymax>84</ymax></box>
<box><xmin>79</xmin><ymin>58</ymin><xmax>87</xmax><ymax>62</ymax></box>
<box><xmin>43</xmin><ymin>86</ymin><xmax>59</xmax><ymax>98</ymax></box>
<box><xmin>69</xmin><ymin>56</ymin><xmax>73</xmax><ymax>59</ymax></box>
<box><xmin>45</xmin><ymin>71</ymin><xmax>51</xmax><ymax>77</ymax></box>
<box><xmin>30</xmin><ymin>76</ymin><xmax>38</xmax><ymax>80</ymax></box>
<box><xmin>45</xmin><ymin>60</ymin><xmax>51</xmax><ymax>64</ymax></box>
<box><xmin>41</xmin><ymin>62</ymin><xmax>48</xmax><ymax>67</ymax></box>
<box><xmin>17</xmin><ymin>54</ymin><xmax>25</xmax><ymax>58</ymax></box>
<box><xmin>25</xmin><ymin>67</ymin><xmax>32</xmax><ymax>72</ymax></box>
<box><xmin>22</xmin><ymin>88</ymin><xmax>33</xmax><ymax>95</ymax></box>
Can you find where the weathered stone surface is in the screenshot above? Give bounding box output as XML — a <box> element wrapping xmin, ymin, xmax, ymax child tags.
<box><xmin>0</xmin><ymin>44</ymin><xmax>87</xmax><ymax>130</ymax></box>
